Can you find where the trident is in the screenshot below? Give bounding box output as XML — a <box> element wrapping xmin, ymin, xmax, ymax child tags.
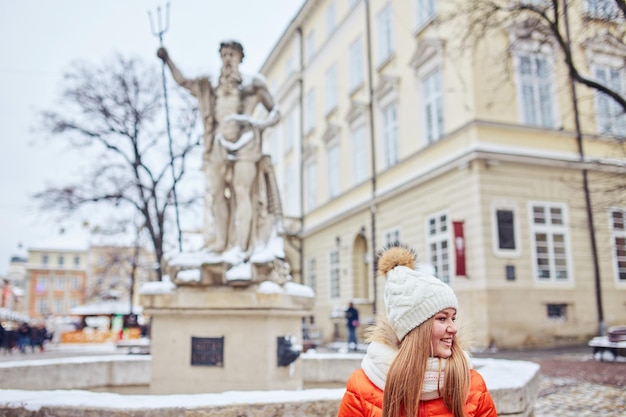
<box><xmin>148</xmin><ymin>3</ymin><xmax>183</xmax><ymax>252</ymax></box>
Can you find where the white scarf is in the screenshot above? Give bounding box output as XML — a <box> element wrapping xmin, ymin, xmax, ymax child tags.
<box><xmin>361</xmin><ymin>341</ymin><xmax>471</xmax><ymax>400</ymax></box>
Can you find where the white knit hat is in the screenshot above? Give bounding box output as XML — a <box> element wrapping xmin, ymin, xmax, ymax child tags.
<box><xmin>378</xmin><ymin>244</ymin><xmax>458</xmax><ymax>341</ymax></box>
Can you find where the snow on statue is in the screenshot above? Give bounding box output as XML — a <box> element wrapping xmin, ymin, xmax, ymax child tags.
<box><xmin>157</xmin><ymin>40</ymin><xmax>288</xmax><ymax>285</ymax></box>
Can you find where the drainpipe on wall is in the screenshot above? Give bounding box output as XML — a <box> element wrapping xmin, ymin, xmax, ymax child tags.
<box><xmin>563</xmin><ymin>0</ymin><xmax>605</xmax><ymax>335</ymax></box>
<box><xmin>297</xmin><ymin>26</ymin><xmax>305</xmax><ymax>286</ymax></box>
<box><xmin>364</xmin><ymin>0</ymin><xmax>378</xmax><ymax>315</ymax></box>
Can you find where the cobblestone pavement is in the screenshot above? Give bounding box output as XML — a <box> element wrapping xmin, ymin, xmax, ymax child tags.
<box><xmin>473</xmin><ymin>345</ymin><xmax>626</xmax><ymax>417</ymax></box>
<box><xmin>535</xmin><ymin>376</ymin><xmax>625</xmax><ymax>417</ymax></box>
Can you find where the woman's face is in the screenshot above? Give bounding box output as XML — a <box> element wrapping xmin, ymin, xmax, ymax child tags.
<box><xmin>430</xmin><ymin>308</ymin><xmax>457</xmax><ymax>358</ymax></box>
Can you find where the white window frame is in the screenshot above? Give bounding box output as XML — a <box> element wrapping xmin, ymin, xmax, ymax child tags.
<box><xmin>381</xmin><ymin>101</ymin><xmax>399</xmax><ymax>168</ymax></box>
<box><xmin>426</xmin><ymin>211</ymin><xmax>451</xmax><ymax>283</ymax></box>
<box><xmin>283</xmin><ymin>110</ymin><xmax>296</xmax><ymax>152</ymax></box>
<box><xmin>37</xmin><ymin>298</ymin><xmax>47</xmax><ymax>314</ymax></box>
<box><xmin>351</xmin><ymin>123</ymin><xmax>368</xmax><ymax>185</ymax></box>
<box><xmin>528</xmin><ymin>201</ymin><xmax>573</xmax><ymax>283</ymax></box>
<box><xmin>491</xmin><ymin>199</ymin><xmax>521</xmax><ymax>257</ymax></box>
<box><xmin>305</xmin><ymin>89</ymin><xmax>315</xmax><ymax>134</ymax></box>
<box><xmin>349</xmin><ymin>36</ymin><xmax>364</xmax><ymax>91</ymax></box>
<box><xmin>376</xmin><ymin>3</ymin><xmax>394</xmax><ymax>65</ymax></box>
<box><xmin>327</xmin><ymin>141</ymin><xmax>340</xmax><ymax>199</ymax></box>
<box><xmin>416</xmin><ymin>0</ymin><xmax>437</xmax><ymax>29</ymax></box>
<box><xmin>514</xmin><ymin>52</ymin><xmax>558</xmax><ymax>129</ymax></box>
<box><xmin>585</xmin><ymin>0</ymin><xmax>621</xmax><ymax>20</ymax></box>
<box><xmin>330</xmin><ymin>249</ymin><xmax>340</xmax><ymax>299</ymax></box>
<box><xmin>305</xmin><ymin>158</ymin><xmax>317</xmax><ymax>212</ymax></box>
<box><xmin>306</xmin><ymin>257</ymin><xmax>317</xmax><ymax>293</ymax></box>
<box><xmin>284</xmin><ymin>162</ymin><xmax>298</xmax><ymax>215</ymax></box>
<box><xmin>384</xmin><ymin>227</ymin><xmax>401</xmax><ymax>246</ymax></box>
<box><xmin>306</xmin><ymin>30</ymin><xmax>315</xmax><ymax>64</ymax></box>
<box><xmin>284</xmin><ymin>55</ymin><xmax>294</xmax><ymax>78</ymax></box>
<box><xmin>593</xmin><ymin>64</ymin><xmax>626</xmax><ymax>137</ymax></box>
<box><xmin>609</xmin><ymin>208</ymin><xmax>626</xmax><ymax>283</ymax></box>
<box><xmin>326</xmin><ymin>1</ymin><xmax>336</xmax><ymax>37</ymax></box>
<box><xmin>423</xmin><ymin>67</ymin><xmax>444</xmax><ymax>143</ymax></box>
<box><xmin>325</xmin><ymin>64</ymin><xmax>338</xmax><ymax>114</ymax></box>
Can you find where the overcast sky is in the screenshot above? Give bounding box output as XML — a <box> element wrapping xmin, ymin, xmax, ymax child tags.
<box><xmin>0</xmin><ymin>0</ymin><xmax>305</xmax><ymax>275</ymax></box>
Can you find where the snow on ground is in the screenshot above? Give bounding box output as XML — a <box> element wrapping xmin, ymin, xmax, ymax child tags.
<box><xmin>0</xmin><ymin>388</ymin><xmax>344</xmax><ymax>410</ymax></box>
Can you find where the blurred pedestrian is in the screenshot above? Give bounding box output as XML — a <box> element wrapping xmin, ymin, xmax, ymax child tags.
<box><xmin>345</xmin><ymin>302</ymin><xmax>359</xmax><ymax>351</ymax></box>
<box><xmin>338</xmin><ymin>243</ymin><xmax>497</xmax><ymax>417</ymax></box>
<box><xmin>17</xmin><ymin>322</ymin><xmax>31</xmax><ymax>354</ymax></box>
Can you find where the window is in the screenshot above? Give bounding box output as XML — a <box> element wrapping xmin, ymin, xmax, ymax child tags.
<box><xmin>351</xmin><ymin>124</ymin><xmax>368</xmax><ymax>184</ymax></box>
<box><xmin>349</xmin><ymin>36</ymin><xmax>364</xmax><ymax>90</ymax></box>
<box><xmin>327</xmin><ymin>143</ymin><xmax>340</xmax><ymax>198</ymax></box>
<box><xmin>376</xmin><ymin>3</ymin><xmax>394</xmax><ymax>64</ymax></box>
<box><xmin>585</xmin><ymin>0</ymin><xmax>620</xmax><ymax>19</ymax></box>
<box><xmin>423</xmin><ymin>68</ymin><xmax>444</xmax><ymax>143</ymax></box>
<box><xmin>58</xmin><ymin>255</ymin><xmax>64</xmax><ymax>266</ymax></box>
<box><xmin>36</xmin><ymin>298</ymin><xmax>48</xmax><ymax>314</ymax></box>
<box><xmin>42</xmin><ymin>255</ymin><xmax>48</xmax><ymax>265</ymax></box>
<box><xmin>284</xmin><ymin>55</ymin><xmax>294</xmax><ymax>78</ymax></box>
<box><xmin>381</xmin><ymin>102</ymin><xmax>399</xmax><ymax>168</ymax></box>
<box><xmin>384</xmin><ymin>228</ymin><xmax>401</xmax><ymax>246</ymax></box>
<box><xmin>330</xmin><ymin>249</ymin><xmax>340</xmax><ymax>298</ymax></box>
<box><xmin>496</xmin><ymin>210</ymin><xmax>516</xmax><ymax>250</ymax></box>
<box><xmin>546</xmin><ymin>303</ymin><xmax>567</xmax><ymax>319</ymax></box>
<box><xmin>305</xmin><ymin>89</ymin><xmax>315</xmax><ymax>134</ymax></box>
<box><xmin>284</xmin><ymin>110</ymin><xmax>296</xmax><ymax>152</ymax></box>
<box><xmin>305</xmin><ymin>159</ymin><xmax>317</xmax><ymax>211</ymax></box>
<box><xmin>427</xmin><ymin>212</ymin><xmax>450</xmax><ymax>283</ymax></box>
<box><xmin>610</xmin><ymin>208</ymin><xmax>626</xmax><ymax>282</ymax></box>
<box><xmin>73</xmin><ymin>256</ymin><xmax>80</xmax><ymax>266</ymax></box>
<box><xmin>325</xmin><ymin>64</ymin><xmax>338</xmax><ymax>113</ymax></box>
<box><xmin>326</xmin><ymin>1</ymin><xmax>336</xmax><ymax>36</ymax></box>
<box><xmin>72</xmin><ymin>276</ymin><xmax>81</xmax><ymax>290</ymax></box>
<box><xmin>516</xmin><ymin>54</ymin><xmax>555</xmax><ymax>128</ymax></box>
<box><xmin>284</xmin><ymin>162</ymin><xmax>298</xmax><ymax>215</ymax></box>
<box><xmin>55</xmin><ymin>277</ymin><xmax>64</xmax><ymax>291</ymax></box>
<box><xmin>306</xmin><ymin>30</ymin><xmax>315</xmax><ymax>63</ymax></box>
<box><xmin>594</xmin><ymin>65</ymin><xmax>626</xmax><ymax>137</ymax></box>
<box><xmin>54</xmin><ymin>298</ymin><xmax>63</xmax><ymax>313</ymax></box>
<box><xmin>306</xmin><ymin>257</ymin><xmax>317</xmax><ymax>292</ymax></box>
<box><xmin>530</xmin><ymin>202</ymin><xmax>572</xmax><ymax>281</ymax></box>
<box><xmin>36</xmin><ymin>277</ymin><xmax>48</xmax><ymax>293</ymax></box>
<box><xmin>416</xmin><ymin>0</ymin><xmax>436</xmax><ymax>28</ymax></box>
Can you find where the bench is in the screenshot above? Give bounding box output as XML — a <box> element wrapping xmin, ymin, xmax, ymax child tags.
<box><xmin>588</xmin><ymin>336</ymin><xmax>626</xmax><ymax>362</ymax></box>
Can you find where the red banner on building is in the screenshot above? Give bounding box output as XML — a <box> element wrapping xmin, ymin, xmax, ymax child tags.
<box><xmin>453</xmin><ymin>221</ymin><xmax>466</xmax><ymax>276</ymax></box>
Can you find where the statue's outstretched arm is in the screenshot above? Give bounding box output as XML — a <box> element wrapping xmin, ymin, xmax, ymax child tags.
<box><xmin>157</xmin><ymin>46</ymin><xmax>195</xmax><ymax>92</ymax></box>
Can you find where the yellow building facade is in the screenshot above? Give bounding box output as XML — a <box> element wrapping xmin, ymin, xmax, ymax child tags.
<box><xmin>260</xmin><ymin>0</ymin><xmax>626</xmax><ymax>348</ymax></box>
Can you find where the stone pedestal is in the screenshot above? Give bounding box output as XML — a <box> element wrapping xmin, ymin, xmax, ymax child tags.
<box><xmin>141</xmin><ymin>285</ymin><xmax>313</xmax><ymax>394</ymax></box>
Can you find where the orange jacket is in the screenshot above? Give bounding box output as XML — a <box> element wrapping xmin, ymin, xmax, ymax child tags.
<box><xmin>337</xmin><ymin>368</ymin><xmax>497</xmax><ymax>417</ymax></box>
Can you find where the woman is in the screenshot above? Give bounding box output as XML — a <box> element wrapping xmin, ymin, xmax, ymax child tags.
<box><xmin>338</xmin><ymin>243</ymin><xmax>497</xmax><ymax>417</ymax></box>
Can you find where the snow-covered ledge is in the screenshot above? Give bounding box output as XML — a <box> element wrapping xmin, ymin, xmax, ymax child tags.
<box><xmin>0</xmin><ymin>353</ymin><xmax>540</xmax><ymax>417</ymax></box>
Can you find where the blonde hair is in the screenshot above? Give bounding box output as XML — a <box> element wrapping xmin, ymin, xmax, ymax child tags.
<box><xmin>382</xmin><ymin>317</ymin><xmax>471</xmax><ymax>417</ymax></box>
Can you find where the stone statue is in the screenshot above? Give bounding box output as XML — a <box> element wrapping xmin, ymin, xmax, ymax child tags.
<box><xmin>157</xmin><ymin>40</ymin><xmax>283</xmax><ymax>271</ymax></box>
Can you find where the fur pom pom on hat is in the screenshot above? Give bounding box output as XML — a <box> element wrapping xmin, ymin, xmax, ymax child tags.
<box><xmin>377</xmin><ymin>243</ymin><xmax>458</xmax><ymax>341</ymax></box>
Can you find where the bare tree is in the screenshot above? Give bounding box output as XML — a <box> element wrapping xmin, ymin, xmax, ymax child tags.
<box><xmin>443</xmin><ymin>0</ymin><xmax>626</xmax><ymax>195</ymax></box>
<box><xmin>35</xmin><ymin>54</ymin><xmax>201</xmax><ymax>280</ymax></box>
<box><xmin>446</xmin><ymin>0</ymin><xmax>626</xmax><ymax>112</ymax></box>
